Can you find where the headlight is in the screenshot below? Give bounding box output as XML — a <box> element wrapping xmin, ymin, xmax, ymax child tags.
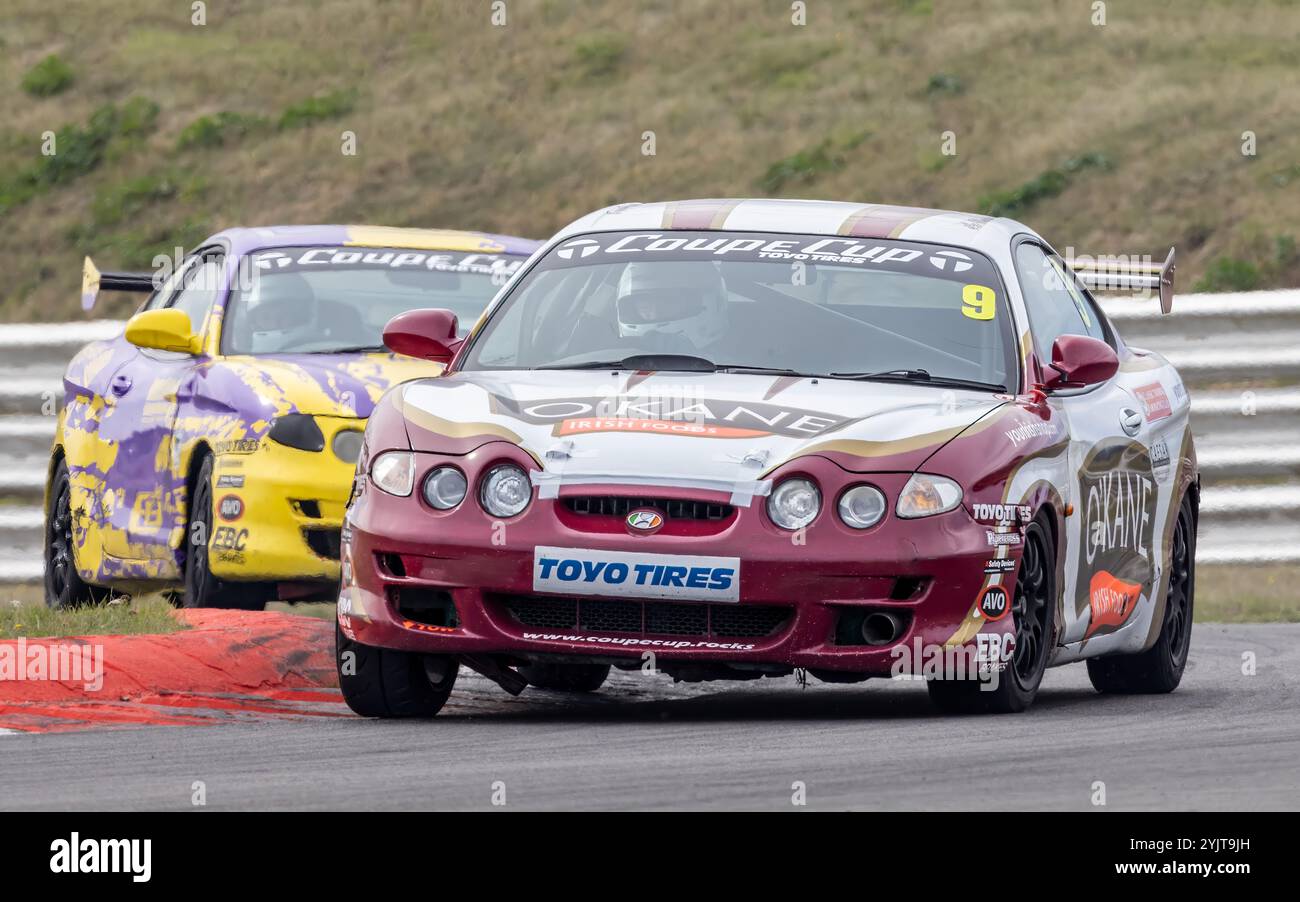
<box><xmin>838</xmin><ymin>484</ymin><xmax>887</xmax><ymax>529</ymax></box>
<box><xmin>423</xmin><ymin>466</ymin><xmax>468</xmax><ymax>510</ymax></box>
<box><xmin>267</xmin><ymin>413</ymin><xmax>325</xmax><ymax>452</ymax></box>
<box><xmin>370</xmin><ymin>451</ymin><xmax>414</xmax><ymax>497</ymax></box>
<box><xmin>896</xmin><ymin>473</ymin><xmax>963</xmax><ymax>518</ymax></box>
<box><xmin>767</xmin><ymin>477</ymin><xmax>821</xmax><ymax>530</ymax></box>
<box><xmin>480</xmin><ymin>463</ymin><xmax>531</xmax><ymax>518</ymax></box>
<box><xmin>332</xmin><ymin>429</ymin><xmax>364</xmax><ymax>464</ymax></box>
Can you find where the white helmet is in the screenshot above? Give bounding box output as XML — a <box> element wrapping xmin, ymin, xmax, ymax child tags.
<box><xmin>615</xmin><ymin>261</ymin><xmax>729</xmax><ymax>353</ymax></box>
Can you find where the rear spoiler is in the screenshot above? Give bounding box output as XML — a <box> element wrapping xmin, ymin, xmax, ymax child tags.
<box><xmin>1067</xmin><ymin>247</ymin><xmax>1176</xmax><ymax>314</ymax></box>
<box><xmin>81</xmin><ymin>256</ymin><xmax>155</xmax><ymax>312</ymax></box>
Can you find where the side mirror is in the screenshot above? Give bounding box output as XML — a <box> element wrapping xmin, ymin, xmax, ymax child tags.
<box><xmin>1043</xmin><ymin>334</ymin><xmax>1118</xmax><ymax>391</ymax></box>
<box><xmin>383</xmin><ymin>308</ymin><xmax>461</xmax><ymax>364</ymax></box>
<box><xmin>124</xmin><ymin>309</ymin><xmax>201</xmax><ymax>355</ymax></box>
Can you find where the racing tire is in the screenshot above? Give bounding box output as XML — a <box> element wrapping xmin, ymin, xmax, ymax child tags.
<box><xmin>1086</xmin><ymin>493</ymin><xmax>1195</xmax><ymax>695</ymax></box>
<box><xmin>183</xmin><ymin>454</ymin><xmax>267</xmax><ymax>611</ymax></box>
<box><xmin>44</xmin><ymin>458</ymin><xmax>101</xmax><ymax>608</ymax></box>
<box><xmin>519</xmin><ymin>661</ymin><xmax>611</xmax><ymax>693</ymax></box>
<box><xmin>927</xmin><ymin>516</ymin><xmax>1057</xmax><ymax>714</ymax></box>
<box><xmin>336</xmin><ymin>623</ymin><xmax>458</xmax><ymax>717</ymax></box>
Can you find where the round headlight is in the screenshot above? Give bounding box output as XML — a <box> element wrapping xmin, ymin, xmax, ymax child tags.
<box><xmin>480</xmin><ymin>463</ymin><xmax>532</xmax><ymax>518</ymax></box>
<box><xmin>896</xmin><ymin>473</ymin><xmax>963</xmax><ymax>518</ymax></box>
<box><xmin>332</xmin><ymin>429</ymin><xmax>364</xmax><ymax>464</ymax></box>
<box><xmin>423</xmin><ymin>466</ymin><xmax>467</xmax><ymax>510</ymax></box>
<box><xmin>370</xmin><ymin>451</ymin><xmax>414</xmax><ymax>497</ymax></box>
<box><xmin>838</xmin><ymin>485</ymin><xmax>887</xmax><ymax>529</ymax></box>
<box><xmin>767</xmin><ymin>478</ymin><xmax>821</xmax><ymax>530</ymax></box>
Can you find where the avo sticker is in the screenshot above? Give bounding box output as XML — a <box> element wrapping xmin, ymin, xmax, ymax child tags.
<box><xmin>961</xmin><ymin>284</ymin><xmax>997</xmax><ymax>321</ymax></box>
<box><xmin>978</xmin><ymin>585</ymin><xmax>1011</xmax><ymax>621</ymax></box>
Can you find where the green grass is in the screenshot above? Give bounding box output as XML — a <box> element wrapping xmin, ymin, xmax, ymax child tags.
<box><xmin>277</xmin><ymin>89</ymin><xmax>355</xmax><ymax>130</ymax></box>
<box><xmin>0</xmin><ymin>98</ymin><xmax>158</xmax><ymax>216</ymax></box>
<box><xmin>20</xmin><ymin>53</ymin><xmax>74</xmax><ymax>97</ymax></box>
<box><xmin>1196</xmin><ymin>565</ymin><xmax>1300</xmax><ymax>622</ymax></box>
<box><xmin>760</xmin><ymin>140</ymin><xmax>845</xmax><ymax>193</ymax></box>
<box><xmin>925</xmin><ymin>72</ymin><xmax>964</xmax><ymax>96</ymax></box>
<box><xmin>572</xmin><ymin>34</ymin><xmax>627</xmax><ymax>79</ymax></box>
<box><xmin>176</xmin><ymin>111</ymin><xmax>268</xmax><ymax>149</ymax></box>
<box><xmin>0</xmin><ymin>593</ymin><xmax>185</xmax><ymax>639</ymax></box>
<box><xmin>267</xmin><ymin>601</ymin><xmax>334</xmax><ymax>620</ymax></box>
<box><xmin>978</xmin><ymin>153</ymin><xmax>1112</xmax><ymax>218</ymax></box>
<box><xmin>4</xmin><ymin>0</ymin><xmax>1300</xmax><ymax>319</ymax></box>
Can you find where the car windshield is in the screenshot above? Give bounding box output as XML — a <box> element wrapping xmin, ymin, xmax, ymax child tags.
<box><xmin>222</xmin><ymin>245</ymin><xmax>527</xmax><ymax>355</ymax></box>
<box><xmin>459</xmin><ymin>230</ymin><xmax>1018</xmax><ymax>389</ymax></box>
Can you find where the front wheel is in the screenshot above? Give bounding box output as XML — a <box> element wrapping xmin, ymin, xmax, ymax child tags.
<box><xmin>337</xmin><ymin>623</ymin><xmax>458</xmax><ymax>717</ymax></box>
<box><xmin>1087</xmin><ymin>493</ymin><xmax>1195</xmax><ymax>694</ymax></box>
<box><xmin>928</xmin><ymin>516</ymin><xmax>1057</xmax><ymax>714</ymax></box>
<box><xmin>183</xmin><ymin>454</ymin><xmax>267</xmax><ymax>610</ymax></box>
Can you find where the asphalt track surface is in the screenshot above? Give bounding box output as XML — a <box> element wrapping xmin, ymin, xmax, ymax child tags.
<box><xmin>1</xmin><ymin>623</ymin><xmax>1296</xmax><ymax>811</ymax></box>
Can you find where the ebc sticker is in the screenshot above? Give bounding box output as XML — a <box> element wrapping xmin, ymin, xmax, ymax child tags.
<box><xmin>534</xmin><ymin>546</ymin><xmax>739</xmax><ymax>602</ymax></box>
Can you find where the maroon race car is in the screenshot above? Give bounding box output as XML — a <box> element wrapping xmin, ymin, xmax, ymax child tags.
<box><xmin>336</xmin><ymin>199</ymin><xmax>1196</xmax><ymax>715</ymax></box>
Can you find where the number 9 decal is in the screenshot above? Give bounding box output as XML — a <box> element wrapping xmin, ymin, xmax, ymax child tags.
<box><xmin>961</xmin><ymin>284</ymin><xmax>997</xmax><ymax>321</ymax></box>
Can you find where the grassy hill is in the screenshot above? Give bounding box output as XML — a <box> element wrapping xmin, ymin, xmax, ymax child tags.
<box><xmin>3</xmin><ymin>0</ymin><xmax>1300</xmax><ymax>321</ymax></box>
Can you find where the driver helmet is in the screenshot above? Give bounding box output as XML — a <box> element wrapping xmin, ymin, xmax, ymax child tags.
<box><xmin>615</xmin><ymin>261</ymin><xmax>729</xmax><ymax>352</ymax></box>
<box><xmin>246</xmin><ymin>270</ymin><xmax>318</xmax><ymax>353</ymax></box>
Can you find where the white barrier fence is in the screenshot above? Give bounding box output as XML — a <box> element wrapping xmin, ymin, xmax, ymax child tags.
<box><xmin>1</xmin><ymin>293</ymin><xmax>1297</xmax><ymax>582</ymax></box>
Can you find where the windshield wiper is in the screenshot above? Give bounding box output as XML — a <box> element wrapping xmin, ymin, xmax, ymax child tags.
<box><xmin>828</xmin><ymin>368</ymin><xmax>1005</xmax><ymax>392</ymax></box>
<box><xmin>713</xmin><ymin>364</ymin><xmax>819</xmax><ymax>376</ymax></box>
<box><xmin>304</xmin><ymin>344</ymin><xmax>388</xmax><ymax>355</ymax></box>
<box><xmin>534</xmin><ymin>354</ymin><xmax>718</xmax><ymax>372</ymax></box>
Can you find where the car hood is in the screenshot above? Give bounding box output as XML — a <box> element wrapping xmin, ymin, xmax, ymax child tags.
<box><xmin>397</xmin><ymin>370</ymin><xmax>1009</xmax><ymax>497</ymax></box>
<box><xmin>207</xmin><ymin>353</ymin><xmax>439</xmax><ymax>420</ymax></box>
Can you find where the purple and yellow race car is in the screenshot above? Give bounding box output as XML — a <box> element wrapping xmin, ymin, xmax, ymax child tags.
<box><xmin>45</xmin><ymin>225</ymin><xmax>540</xmax><ymax>610</ymax></box>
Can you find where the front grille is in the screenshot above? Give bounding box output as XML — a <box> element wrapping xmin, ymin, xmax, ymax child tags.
<box><xmin>303</xmin><ymin>527</ymin><xmax>341</xmax><ymax>560</ymax></box>
<box><xmin>497</xmin><ymin>594</ymin><xmax>790</xmax><ymax>639</ymax></box>
<box><xmin>562</xmin><ymin>496</ymin><xmax>733</xmax><ymax>521</ymax></box>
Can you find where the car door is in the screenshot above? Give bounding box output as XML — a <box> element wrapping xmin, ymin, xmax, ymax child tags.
<box><xmin>99</xmin><ymin>249</ymin><xmax>225</xmax><ymax>562</ymax></box>
<box><xmin>1012</xmin><ymin>238</ymin><xmax>1170</xmax><ymax>648</ymax></box>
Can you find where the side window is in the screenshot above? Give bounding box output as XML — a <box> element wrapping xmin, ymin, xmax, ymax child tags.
<box><xmin>166</xmin><ymin>255</ymin><xmax>224</xmax><ymax>336</ymax></box>
<box><xmin>1014</xmin><ymin>242</ymin><xmax>1106</xmax><ymax>360</ymax></box>
<box><xmin>142</xmin><ymin>256</ymin><xmax>197</xmax><ymax>311</ymax></box>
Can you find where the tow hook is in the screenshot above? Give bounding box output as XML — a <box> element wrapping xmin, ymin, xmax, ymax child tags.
<box><xmin>460</xmin><ymin>655</ymin><xmax>529</xmax><ymax>696</ymax></box>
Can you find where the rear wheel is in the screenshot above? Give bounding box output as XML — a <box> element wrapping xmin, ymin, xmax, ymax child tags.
<box><xmin>336</xmin><ymin>623</ymin><xmax>458</xmax><ymax>717</ymax></box>
<box><xmin>1087</xmin><ymin>494</ymin><xmax>1195</xmax><ymax>694</ymax></box>
<box><xmin>44</xmin><ymin>458</ymin><xmax>99</xmax><ymax>608</ymax></box>
<box><xmin>183</xmin><ymin>454</ymin><xmax>267</xmax><ymax>611</ymax></box>
<box><xmin>928</xmin><ymin>517</ymin><xmax>1056</xmax><ymax>714</ymax></box>
<box><xmin>519</xmin><ymin>661</ymin><xmax>610</xmax><ymax>693</ymax></box>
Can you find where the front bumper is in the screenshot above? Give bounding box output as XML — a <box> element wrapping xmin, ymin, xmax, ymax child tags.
<box><xmin>339</xmin><ymin>446</ymin><xmax>1025</xmax><ymax>675</ymax></box>
<box><xmin>207</xmin><ymin>432</ymin><xmax>357</xmax><ymax>582</ymax></box>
